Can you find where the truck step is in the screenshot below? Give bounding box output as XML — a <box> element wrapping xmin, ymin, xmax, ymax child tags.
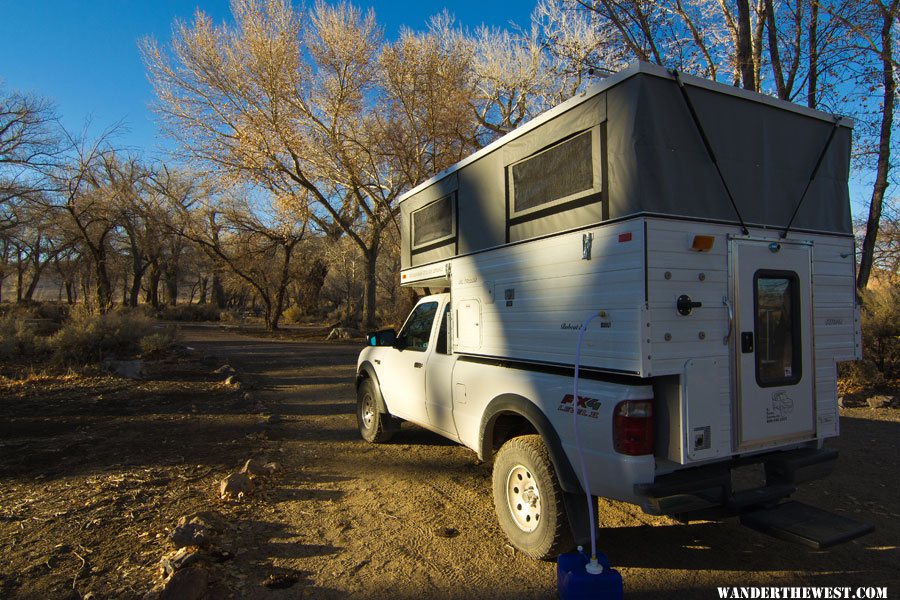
<box><xmin>740</xmin><ymin>501</ymin><xmax>874</xmax><ymax>549</ymax></box>
<box><xmin>727</xmin><ymin>483</ymin><xmax>795</xmax><ymax>510</ymax></box>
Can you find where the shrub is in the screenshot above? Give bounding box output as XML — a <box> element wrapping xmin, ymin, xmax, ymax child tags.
<box><xmin>49</xmin><ymin>308</ymin><xmax>154</xmax><ymax>365</ymax></box>
<box><xmin>859</xmin><ymin>286</ymin><xmax>900</xmax><ymax>378</ymax></box>
<box><xmin>0</xmin><ymin>314</ymin><xmax>50</xmax><ymax>360</ymax></box>
<box><xmin>140</xmin><ymin>326</ymin><xmax>177</xmax><ymax>355</ymax></box>
<box><xmin>158</xmin><ymin>303</ymin><xmax>220</xmax><ymax>322</ymax></box>
<box><xmin>219</xmin><ymin>309</ymin><xmax>242</xmax><ymax>323</ymax></box>
<box><xmin>282</xmin><ymin>305</ymin><xmax>304</xmax><ymax>324</ymax></box>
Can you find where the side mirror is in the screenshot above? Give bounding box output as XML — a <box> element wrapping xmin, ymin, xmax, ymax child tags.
<box><xmin>367</xmin><ymin>328</ymin><xmax>397</xmax><ymax>347</ymax></box>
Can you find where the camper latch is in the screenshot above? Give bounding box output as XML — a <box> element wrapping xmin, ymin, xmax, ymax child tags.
<box><xmin>582</xmin><ymin>232</ymin><xmax>593</xmax><ymax>260</ymax></box>
<box><xmin>676</xmin><ymin>295</ymin><xmax>702</xmax><ymax>316</ymax></box>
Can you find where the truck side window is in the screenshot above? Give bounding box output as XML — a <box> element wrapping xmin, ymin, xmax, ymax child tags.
<box><xmin>436</xmin><ymin>304</ymin><xmax>450</xmax><ymax>355</ymax></box>
<box><xmin>396</xmin><ymin>301</ymin><xmax>439</xmax><ymax>352</ymax></box>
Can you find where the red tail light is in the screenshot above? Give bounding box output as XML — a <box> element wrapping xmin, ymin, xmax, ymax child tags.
<box><xmin>613</xmin><ymin>400</ymin><xmax>654</xmax><ymax>456</ymax></box>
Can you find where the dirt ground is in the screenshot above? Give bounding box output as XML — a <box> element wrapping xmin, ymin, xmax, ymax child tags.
<box><xmin>0</xmin><ymin>325</ymin><xmax>897</xmax><ymax>599</ymax></box>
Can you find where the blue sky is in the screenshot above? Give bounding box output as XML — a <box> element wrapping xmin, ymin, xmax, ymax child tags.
<box><xmin>0</xmin><ymin>0</ymin><xmax>534</xmax><ymax>157</ymax></box>
<box><xmin>0</xmin><ymin>0</ymin><xmax>873</xmax><ymax>214</ymax></box>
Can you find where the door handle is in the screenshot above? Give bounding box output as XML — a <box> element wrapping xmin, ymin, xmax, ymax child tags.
<box><xmin>723</xmin><ymin>296</ymin><xmax>734</xmax><ymax>346</ymax></box>
<box><xmin>414</xmin><ymin>362</ymin><xmax>423</xmax><ymax>369</ymax></box>
<box><xmin>741</xmin><ymin>332</ymin><xmax>754</xmax><ymax>353</ymax></box>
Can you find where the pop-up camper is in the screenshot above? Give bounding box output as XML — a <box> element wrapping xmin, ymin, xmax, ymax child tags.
<box><xmin>356</xmin><ymin>62</ymin><xmax>871</xmax><ymax>559</ymax></box>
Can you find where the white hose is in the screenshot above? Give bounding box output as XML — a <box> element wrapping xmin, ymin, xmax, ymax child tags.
<box><xmin>572</xmin><ymin>311</ymin><xmax>602</xmax><ymax>572</ymax></box>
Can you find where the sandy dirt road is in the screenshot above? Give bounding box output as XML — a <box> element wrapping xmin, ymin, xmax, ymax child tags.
<box><xmin>179</xmin><ymin>326</ymin><xmax>899</xmax><ymax>600</ymax></box>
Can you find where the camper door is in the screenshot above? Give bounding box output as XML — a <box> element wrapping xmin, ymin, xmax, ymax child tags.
<box><xmin>730</xmin><ymin>238</ymin><xmax>815</xmax><ymax>451</ymax></box>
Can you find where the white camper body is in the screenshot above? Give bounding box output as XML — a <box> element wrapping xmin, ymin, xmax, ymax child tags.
<box><xmin>399</xmin><ymin>217</ymin><xmax>859</xmax><ymax>465</ymax></box>
<box><xmin>356</xmin><ymin>62</ymin><xmax>869</xmax><ymax>558</ymax></box>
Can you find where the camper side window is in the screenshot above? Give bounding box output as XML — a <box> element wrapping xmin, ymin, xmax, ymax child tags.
<box><xmin>396</xmin><ymin>301</ymin><xmax>439</xmax><ymax>352</ymax></box>
<box><xmin>508</xmin><ymin>129</ymin><xmax>599</xmax><ymax>218</ymax></box>
<box><xmin>411</xmin><ymin>194</ymin><xmax>456</xmax><ymax>250</ymax></box>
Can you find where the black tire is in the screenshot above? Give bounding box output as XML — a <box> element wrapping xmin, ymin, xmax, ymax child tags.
<box><xmin>357</xmin><ymin>378</ymin><xmax>396</xmax><ymax>443</ymax></box>
<box><xmin>492</xmin><ymin>434</ymin><xmax>574</xmax><ymax>560</ymax></box>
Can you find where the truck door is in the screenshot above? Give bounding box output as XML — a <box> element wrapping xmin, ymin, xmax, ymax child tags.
<box><xmin>378</xmin><ymin>300</ymin><xmax>439</xmax><ymax>425</ymax></box>
<box><xmin>730</xmin><ymin>239</ymin><xmax>815</xmax><ymax>452</ymax></box>
<box><xmin>425</xmin><ymin>303</ymin><xmax>459</xmax><ymax>437</ymax></box>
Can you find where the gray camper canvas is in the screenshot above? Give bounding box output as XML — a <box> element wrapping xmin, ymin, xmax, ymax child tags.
<box><xmin>400</xmin><ymin>62</ymin><xmax>851</xmax><ymax>271</ymax></box>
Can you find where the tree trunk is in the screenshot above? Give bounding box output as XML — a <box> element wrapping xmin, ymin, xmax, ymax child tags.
<box><xmin>299</xmin><ymin>258</ymin><xmax>328</xmax><ymax>315</ymax></box>
<box><xmin>16</xmin><ymin>250</ymin><xmax>24</xmax><ymax>303</ymax></box>
<box><xmin>164</xmin><ymin>265</ymin><xmax>178</xmax><ymax>306</ymax></box>
<box><xmin>65</xmin><ymin>281</ymin><xmax>74</xmax><ymax>305</ymax></box>
<box><xmin>130</xmin><ymin>271</ymin><xmax>143</xmax><ymax>307</ymax></box>
<box><xmin>24</xmin><ymin>263</ymin><xmax>48</xmax><ymax>301</ymax></box>
<box><xmin>95</xmin><ymin>255</ymin><xmax>113</xmax><ymax>313</ymax></box>
<box><xmin>130</xmin><ymin>255</ymin><xmax>145</xmax><ymax>307</ymax></box>
<box><xmin>362</xmin><ymin>242</ymin><xmax>379</xmax><ymax>330</ymax></box>
<box><xmin>807</xmin><ymin>0</ymin><xmax>818</xmax><ymax>109</ymax></box>
<box><xmin>198</xmin><ymin>276</ymin><xmax>208</xmax><ymax>304</ymax></box>
<box><xmin>212</xmin><ymin>272</ymin><xmax>226</xmax><ymax>308</ymax></box>
<box><xmin>146</xmin><ymin>262</ymin><xmax>161</xmax><ymax>308</ymax></box>
<box><xmin>857</xmin><ymin>8</ymin><xmax>896</xmax><ymax>290</ymax></box>
<box><xmin>736</xmin><ymin>0</ymin><xmax>757</xmax><ymax>90</ymax></box>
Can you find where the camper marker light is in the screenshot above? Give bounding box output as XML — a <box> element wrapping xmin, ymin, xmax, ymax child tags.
<box><xmin>690</xmin><ymin>234</ymin><xmax>715</xmax><ymax>252</ymax></box>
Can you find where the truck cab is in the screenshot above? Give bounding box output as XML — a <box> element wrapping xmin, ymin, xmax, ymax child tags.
<box><xmin>357</xmin><ymin>294</ymin><xmax>457</xmax><ymax>442</ymax></box>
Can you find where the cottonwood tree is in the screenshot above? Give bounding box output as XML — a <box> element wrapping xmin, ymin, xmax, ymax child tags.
<box><xmin>3</xmin><ymin>199</ymin><xmax>72</xmax><ymax>302</ymax></box>
<box><xmin>143</xmin><ymin>0</ymin><xmax>407</xmax><ymax>328</ymax></box>
<box><xmin>829</xmin><ymin>0</ymin><xmax>899</xmax><ymax>290</ymax></box>
<box><xmin>0</xmin><ymin>86</ymin><xmax>62</xmax><ymax>220</ymax></box>
<box><xmin>159</xmin><ymin>168</ymin><xmax>308</xmax><ymax>329</ymax></box>
<box><xmin>380</xmin><ymin>17</ymin><xmax>481</xmax><ymax>182</ymax></box>
<box><xmin>45</xmin><ymin>136</ymin><xmax>128</xmax><ymax>313</ymax></box>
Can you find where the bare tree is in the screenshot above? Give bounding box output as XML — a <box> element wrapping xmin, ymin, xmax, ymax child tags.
<box><xmin>0</xmin><ymin>86</ymin><xmax>63</xmax><ymax>217</ymax></box>
<box><xmin>830</xmin><ymin>0</ymin><xmax>900</xmax><ymax>290</ymax></box>
<box><xmin>172</xmin><ymin>189</ymin><xmax>307</xmax><ymax>330</ymax></box>
<box><xmin>143</xmin><ymin>0</ymin><xmax>420</xmax><ymax>328</ymax></box>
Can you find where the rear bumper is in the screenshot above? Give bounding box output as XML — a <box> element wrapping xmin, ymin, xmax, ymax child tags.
<box><xmin>635</xmin><ymin>447</ymin><xmax>837</xmax><ymax>516</ymax></box>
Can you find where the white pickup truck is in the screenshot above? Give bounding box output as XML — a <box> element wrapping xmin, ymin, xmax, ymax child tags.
<box><xmin>357</xmin><ymin>292</ymin><xmax>656</xmax><ymax>559</ymax></box>
<box><xmin>355</xmin><ymin>63</ymin><xmax>871</xmax><ymax>559</ymax></box>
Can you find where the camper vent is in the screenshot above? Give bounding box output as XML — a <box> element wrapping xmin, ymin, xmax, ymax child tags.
<box><xmin>510</xmin><ymin>130</ymin><xmax>594</xmax><ymax>215</ymax></box>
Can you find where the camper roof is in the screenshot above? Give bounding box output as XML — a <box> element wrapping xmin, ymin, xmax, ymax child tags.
<box><xmin>399</xmin><ymin>62</ymin><xmax>851</xmax><ymax>205</ymax></box>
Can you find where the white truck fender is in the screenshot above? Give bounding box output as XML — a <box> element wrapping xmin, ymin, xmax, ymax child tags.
<box><xmin>479</xmin><ymin>393</ymin><xmax>583</xmax><ymax>494</ymax></box>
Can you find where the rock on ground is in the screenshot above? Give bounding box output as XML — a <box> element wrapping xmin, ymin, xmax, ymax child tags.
<box><xmin>219</xmin><ymin>472</ymin><xmax>253</xmax><ymax>500</ymax></box>
<box><xmin>326</xmin><ymin>327</ymin><xmax>360</xmax><ymax>340</ymax></box>
<box><xmin>170</xmin><ymin>516</ymin><xmax>215</xmax><ymax>549</ymax></box>
<box><xmin>159</xmin><ymin>566</ymin><xmax>209</xmax><ymax>600</ymax></box>
<box><xmin>102</xmin><ymin>359</ymin><xmax>146</xmax><ymax>379</ymax></box>
<box><xmin>240</xmin><ymin>459</ymin><xmax>278</xmax><ymax>479</ymax></box>
<box><xmin>867</xmin><ymin>395</ymin><xmax>895</xmax><ymax>409</ymax></box>
<box><xmin>160</xmin><ymin>548</ymin><xmax>207</xmax><ymax>578</ymax></box>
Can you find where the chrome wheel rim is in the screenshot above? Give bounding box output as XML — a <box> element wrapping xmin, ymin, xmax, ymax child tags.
<box><xmin>361</xmin><ymin>394</ymin><xmax>376</xmax><ymax>430</ymax></box>
<box><xmin>506</xmin><ymin>464</ymin><xmax>541</xmax><ymax>533</ymax></box>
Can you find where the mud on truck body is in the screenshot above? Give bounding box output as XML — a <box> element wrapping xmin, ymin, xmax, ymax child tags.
<box><xmin>355</xmin><ymin>62</ymin><xmax>872</xmax><ymax>560</ymax></box>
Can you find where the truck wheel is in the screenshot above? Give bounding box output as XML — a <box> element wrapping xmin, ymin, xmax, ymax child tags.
<box><xmin>492</xmin><ymin>434</ymin><xmax>574</xmax><ymax>560</ymax></box>
<box><xmin>357</xmin><ymin>378</ymin><xmax>396</xmax><ymax>443</ymax></box>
